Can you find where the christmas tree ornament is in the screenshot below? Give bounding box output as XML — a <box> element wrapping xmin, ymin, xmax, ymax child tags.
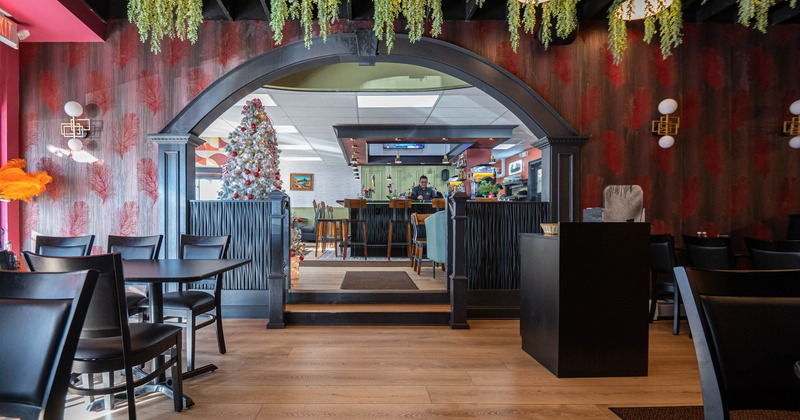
<box><xmin>233</xmin><ymin>193</ymin><xmax>239</xmax><ymax>198</ymax></box>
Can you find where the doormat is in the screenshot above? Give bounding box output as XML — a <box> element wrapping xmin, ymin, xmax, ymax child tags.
<box><xmin>340</xmin><ymin>271</ymin><xmax>419</xmax><ymax>290</ymax></box>
<box><xmin>609</xmin><ymin>406</ymin><xmax>800</xmax><ymax>419</ymax></box>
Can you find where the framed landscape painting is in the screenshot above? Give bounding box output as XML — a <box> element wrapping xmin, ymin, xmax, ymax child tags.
<box><xmin>508</xmin><ymin>160</ymin><xmax>523</xmax><ymax>176</ymax></box>
<box><xmin>290</xmin><ymin>173</ymin><xmax>314</xmax><ymax>191</ymax></box>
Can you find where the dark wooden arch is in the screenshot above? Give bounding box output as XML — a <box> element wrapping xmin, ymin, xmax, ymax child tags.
<box><xmin>151</xmin><ymin>31</ymin><xmax>586</xmax><ymax>259</ymax></box>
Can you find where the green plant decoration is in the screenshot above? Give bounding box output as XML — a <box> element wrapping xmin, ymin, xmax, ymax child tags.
<box><xmin>734</xmin><ymin>0</ymin><xmax>794</xmax><ymax>33</ymax></box>
<box><xmin>607</xmin><ymin>0</ymin><xmax>683</xmax><ymax>65</ymax></box>
<box><xmin>269</xmin><ymin>0</ymin><xmax>340</xmax><ymax>47</ymax></box>
<box><xmin>507</xmin><ymin>0</ymin><xmax>579</xmax><ymax>52</ymax></box>
<box><xmin>128</xmin><ymin>0</ymin><xmax>203</xmax><ymax>54</ymax></box>
<box><xmin>373</xmin><ymin>0</ymin><xmax>443</xmax><ymax>53</ymax></box>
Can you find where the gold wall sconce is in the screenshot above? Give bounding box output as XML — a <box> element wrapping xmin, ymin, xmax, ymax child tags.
<box><xmin>784</xmin><ymin>100</ymin><xmax>800</xmax><ymax>149</ymax></box>
<box><xmin>60</xmin><ymin>101</ymin><xmax>91</xmax><ymax>151</ymax></box>
<box><xmin>652</xmin><ymin>98</ymin><xmax>679</xmax><ymax>149</ymax></box>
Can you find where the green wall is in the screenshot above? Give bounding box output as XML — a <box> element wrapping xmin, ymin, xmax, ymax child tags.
<box><xmin>359</xmin><ymin>165</ymin><xmax>454</xmax><ymax>198</ymax></box>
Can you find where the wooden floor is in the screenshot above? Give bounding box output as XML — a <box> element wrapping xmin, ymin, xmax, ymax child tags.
<box><xmin>65</xmin><ymin>319</ymin><xmax>703</xmax><ymax>419</ymax></box>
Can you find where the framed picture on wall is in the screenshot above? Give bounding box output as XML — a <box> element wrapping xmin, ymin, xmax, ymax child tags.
<box><xmin>289</xmin><ymin>173</ymin><xmax>314</xmax><ymax>191</ymax></box>
<box><xmin>508</xmin><ymin>160</ymin><xmax>523</xmax><ymax>176</ymax></box>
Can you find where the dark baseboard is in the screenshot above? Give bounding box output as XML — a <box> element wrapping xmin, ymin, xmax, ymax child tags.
<box><xmin>285</xmin><ymin>311</ymin><xmax>451</xmax><ymax>326</ymax></box>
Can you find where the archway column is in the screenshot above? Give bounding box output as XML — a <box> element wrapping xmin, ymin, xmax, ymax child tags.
<box><xmin>150</xmin><ymin>134</ymin><xmax>204</xmax><ymax>259</ymax></box>
<box><xmin>533</xmin><ymin>136</ymin><xmax>588</xmax><ymax>223</ymax></box>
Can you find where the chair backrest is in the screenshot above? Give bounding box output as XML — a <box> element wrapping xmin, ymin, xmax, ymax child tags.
<box><xmin>681</xmin><ymin>235</ymin><xmax>736</xmax><ymax>270</ymax></box>
<box><xmin>22</xmin><ymin>252</ymin><xmax>131</xmax><ymax>341</ymax></box>
<box><xmin>788</xmin><ymin>214</ymin><xmax>800</xmax><ymax>240</ymax></box>
<box><xmin>0</xmin><ymin>270</ymin><xmax>98</xmax><ymax>420</ymax></box>
<box><xmin>475</xmin><ymin>197</ymin><xmax>498</xmax><ymax>202</ymax></box>
<box><xmin>180</xmin><ymin>235</ymin><xmax>230</xmax><ymax>289</ymax></box>
<box><xmin>650</xmin><ymin>234</ymin><xmax>677</xmax><ymax>276</ymax></box>
<box><xmin>410</xmin><ymin>213</ymin><xmax>431</xmax><ymax>242</ymax></box>
<box><xmin>389</xmin><ymin>198</ymin><xmax>412</xmax><ymax>209</ymax></box>
<box><xmin>107</xmin><ymin>235</ymin><xmax>163</xmax><ymax>260</ymax></box>
<box><xmin>674</xmin><ymin>267</ymin><xmax>800</xmax><ymax>418</ymax></box>
<box><xmin>424</xmin><ymin>211</ymin><xmax>447</xmax><ymax>264</ymax></box>
<box><xmin>343</xmin><ymin>198</ymin><xmax>366</xmax><ymax>209</ymax></box>
<box><xmin>431</xmin><ymin>198</ymin><xmax>446</xmax><ymax>210</ymax></box>
<box><xmin>744</xmin><ymin>237</ymin><xmax>800</xmax><ymax>269</ymax></box>
<box><xmin>35</xmin><ymin>235</ymin><xmax>95</xmax><ymax>257</ymax></box>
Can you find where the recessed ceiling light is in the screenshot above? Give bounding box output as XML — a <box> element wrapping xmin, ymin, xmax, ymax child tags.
<box><xmin>273</xmin><ymin>125</ymin><xmax>299</xmax><ymax>133</ymax></box>
<box><xmin>281</xmin><ymin>156</ymin><xmax>322</xmax><ymax>161</ymax></box>
<box><xmin>279</xmin><ymin>144</ymin><xmax>313</xmax><ymax>150</ymax></box>
<box><xmin>493</xmin><ymin>143</ymin><xmax>516</xmax><ymax>150</ymax></box>
<box><xmin>357</xmin><ymin>95</ymin><xmax>439</xmax><ymax>108</ymax></box>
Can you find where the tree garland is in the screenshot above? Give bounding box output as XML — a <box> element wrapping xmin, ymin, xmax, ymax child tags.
<box><xmin>507</xmin><ymin>0</ymin><xmax>579</xmax><ymax>52</ymax></box>
<box><xmin>607</xmin><ymin>0</ymin><xmax>683</xmax><ymax>64</ymax></box>
<box><xmin>128</xmin><ymin>0</ymin><xmax>203</xmax><ymax>54</ymax></box>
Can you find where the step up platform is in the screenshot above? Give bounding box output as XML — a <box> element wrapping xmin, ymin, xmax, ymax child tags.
<box><xmin>285</xmin><ymin>303</ymin><xmax>451</xmax><ymax>326</ymax></box>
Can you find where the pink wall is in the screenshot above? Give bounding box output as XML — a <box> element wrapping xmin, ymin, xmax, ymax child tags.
<box><xmin>1</xmin><ymin>44</ymin><xmax>20</xmax><ymax>250</ymax></box>
<box><xmin>496</xmin><ymin>147</ymin><xmax>543</xmax><ymax>184</ymax></box>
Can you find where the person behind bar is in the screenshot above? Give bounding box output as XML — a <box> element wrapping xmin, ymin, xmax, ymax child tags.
<box><xmin>411</xmin><ymin>175</ymin><xmax>437</xmax><ymax>201</ymax></box>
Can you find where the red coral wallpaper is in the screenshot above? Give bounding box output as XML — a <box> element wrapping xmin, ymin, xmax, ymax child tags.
<box><xmin>17</xmin><ymin>20</ymin><xmax>800</xmax><ymax>252</ymax></box>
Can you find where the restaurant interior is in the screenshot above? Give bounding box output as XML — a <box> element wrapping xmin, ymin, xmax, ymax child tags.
<box><xmin>0</xmin><ymin>0</ymin><xmax>799</xmax><ymax>418</ymax></box>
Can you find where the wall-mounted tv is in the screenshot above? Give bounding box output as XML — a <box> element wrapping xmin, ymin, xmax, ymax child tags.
<box><xmin>383</xmin><ymin>143</ymin><xmax>425</xmax><ymax>149</ymax></box>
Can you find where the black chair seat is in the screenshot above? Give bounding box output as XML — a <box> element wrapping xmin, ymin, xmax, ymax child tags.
<box><xmin>75</xmin><ymin>323</ymin><xmax>182</xmax><ymax>362</ymax></box>
<box><xmin>126</xmin><ymin>291</ymin><xmax>147</xmax><ymax>309</ymax></box>
<box><xmin>144</xmin><ymin>291</ymin><xmax>215</xmax><ymax>311</ymax></box>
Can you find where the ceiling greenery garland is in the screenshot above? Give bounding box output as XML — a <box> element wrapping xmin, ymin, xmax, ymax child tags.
<box><xmin>128</xmin><ymin>0</ymin><xmax>203</xmax><ymax>54</ymax></box>
<box><xmin>128</xmin><ymin>0</ymin><xmax>796</xmax><ymax>62</ymax></box>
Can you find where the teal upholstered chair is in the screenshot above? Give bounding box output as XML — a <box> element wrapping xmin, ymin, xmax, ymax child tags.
<box><xmin>424</xmin><ymin>210</ymin><xmax>447</xmax><ymax>278</ymax></box>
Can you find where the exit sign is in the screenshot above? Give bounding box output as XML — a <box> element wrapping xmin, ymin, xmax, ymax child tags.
<box><xmin>0</xmin><ymin>14</ymin><xmax>18</xmax><ymax>50</ymax></box>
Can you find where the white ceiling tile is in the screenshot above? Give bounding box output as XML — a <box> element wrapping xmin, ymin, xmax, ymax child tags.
<box><xmin>428</xmin><ymin>107</ymin><xmax>505</xmax><ymax>118</ymax></box>
<box><xmin>357</xmin><ymin>117</ymin><xmax>428</xmax><ymax>124</ymax></box>
<box><xmin>441</xmin><ymin>87</ymin><xmax>486</xmax><ymax>96</ymax></box>
<box><xmin>269</xmin><ymin>91</ymin><xmax>357</xmax><ymax>108</ymax></box>
<box><xmin>290</xmin><ymin>117</ymin><xmax>359</xmax><ymax>126</ymax></box>
<box><xmin>436</xmin><ymin>95</ymin><xmax>504</xmax><ymax>108</ymax></box>
<box><xmin>294</xmin><ymin>125</ymin><xmax>336</xmax><ymax>134</ymax></box>
<box><xmin>282</xmin><ymin>107</ymin><xmax>358</xmax><ymax>118</ymax></box>
<box><xmin>357</xmin><ymin>108</ymin><xmax>432</xmax><ymax>118</ymax></box>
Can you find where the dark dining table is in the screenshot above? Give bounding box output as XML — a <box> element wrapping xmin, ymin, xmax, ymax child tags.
<box><xmin>121</xmin><ymin>258</ymin><xmax>251</xmax><ymax>407</ymax></box>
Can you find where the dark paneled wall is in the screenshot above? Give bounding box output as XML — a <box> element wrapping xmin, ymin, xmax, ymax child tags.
<box><xmin>466</xmin><ymin>202</ymin><xmax>550</xmax><ymax>289</ymax></box>
<box><xmin>17</xmin><ymin>21</ymin><xmax>800</xmax><ymax>250</ymax></box>
<box><xmin>189</xmin><ymin>200</ymin><xmax>274</xmax><ymax>289</ymax></box>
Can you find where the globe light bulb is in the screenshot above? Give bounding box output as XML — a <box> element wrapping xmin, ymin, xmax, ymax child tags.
<box><xmin>658</xmin><ymin>98</ymin><xmax>678</xmax><ymax>115</ymax></box>
<box><xmin>64</xmin><ymin>101</ymin><xmax>83</xmax><ymax>117</ymax></box>
<box><xmin>658</xmin><ymin>135</ymin><xmax>675</xmax><ymax>149</ymax></box>
<box><xmin>789</xmin><ymin>136</ymin><xmax>800</xmax><ymax>149</ymax></box>
<box><xmin>67</xmin><ymin>138</ymin><xmax>83</xmax><ymax>151</ymax></box>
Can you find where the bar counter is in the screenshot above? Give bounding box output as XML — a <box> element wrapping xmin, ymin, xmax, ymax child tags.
<box><xmin>336</xmin><ymin>200</ymin><xmax>437</xmax><ymax>257</ymax></box>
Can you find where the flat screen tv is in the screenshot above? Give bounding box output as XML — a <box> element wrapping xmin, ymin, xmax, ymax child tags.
<box><xmin>383</xmin><ymin>143</ymin><xmax>424</xmax><ymax>149</ymax></box>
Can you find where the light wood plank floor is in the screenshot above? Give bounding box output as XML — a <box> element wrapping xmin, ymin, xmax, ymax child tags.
<box><xmin>65</xmin><ymin>319</ymin><xmax>702</xmax><ymax>419</ymax></box>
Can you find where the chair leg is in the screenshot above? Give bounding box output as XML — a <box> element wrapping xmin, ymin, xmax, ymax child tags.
<box><xmin>410</xmin><ymin>243</ymin><xmax>417</xmax><ymax>267</ymax></box>
<box><xmin>362</xmin><ymin>222</ymin><xmax>368</xmax><ymax>260</ymax></box>
<box><xmin>341</xmin><ymin>223</ymin><xmax>349</xmax><ymax>261</ymax></box>
<box><xmin>102</xmin><ymin>373</ymin><xmax>114</xmax><ymax>411</ymax></box>
<box><xmin>406</xmin><ymin>224</ymin><xmax>412</xmax><ymax>259</ymax></box>
<box><xmin>171</xmin><ymin>338</ymin><xmax>184</xmax><ymax>412</ymax></box>
<box><xmin>387</xmin><ymin>223</ymin><xmax>394</xmax><ymax>260</ymax></box>
<box><xmin>123</xmin><ymin>358</ymin><xmax>136</xmax><ymax>419</ymax></box>
<box><xmin>186</xmin><ymin>312</ymin><xmax>196</xmax><ymax>372</ymax></box>
<box><xmin>215</xmin><ymin>303</ymin><xmax>226</xmax><ymax>354</ymax></box>
<box><xmin>82</xmin><ymin>374</ymin><xmax>95</xmax><ymax>403</ymax></box>
<box><xmin>673</xmin><ymin>287</ymin><xmax>681</xmax><ymax>335</ymax></box>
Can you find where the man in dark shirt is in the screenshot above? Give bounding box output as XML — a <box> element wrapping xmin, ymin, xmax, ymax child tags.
<box><xmin>411</xmin><ymin>175</ymin><xmax>437</xmax><ymax>201</ymax></box>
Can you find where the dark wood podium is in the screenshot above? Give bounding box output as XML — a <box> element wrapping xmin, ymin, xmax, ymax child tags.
<box><xmin>519</xmin><ymin>222</ymin><xmax>650</xmax><ymax>377</ymax></box>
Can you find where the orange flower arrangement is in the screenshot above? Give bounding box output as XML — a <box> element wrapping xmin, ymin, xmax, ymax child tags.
<box><xmin>0</xmin><ymin>159</ymin><xmax>52</xmax><ymax>202</ymax></box>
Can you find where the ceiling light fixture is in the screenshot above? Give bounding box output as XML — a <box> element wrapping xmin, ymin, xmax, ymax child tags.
<box><xmin>357</xmin><ymin>94</ymin><xmax>439</xmax><ymax>108</ymax></box>
<box><xmin>493</xmin><ymin>143</ymin><xmax>516</xmax><ymax>150</ymax></box>
<box><xmin>395</xmin><ymin>154</ymin><xmax>402</xmax><ymax>164</ymax></box>
<box><xmin>442</xmin><ymin>155</ymin><xmax>450</xmax><ymax>164</ymax></box>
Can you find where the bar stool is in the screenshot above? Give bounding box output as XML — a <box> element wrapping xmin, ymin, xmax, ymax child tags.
<box><xmin>410</xmin><ymin>213</ymin><xmax>432</xmax><ymax>273</ymax></box>
<box><xmin>475</xmin><ymin>197</ymin><xmax>498</xmax><ymax>202</ymax></box>
<box><xmin>432</xmin><ymin>198</ymin><xmax>446</xmax><ymax>211</ymax></box>
<box><xmin>342</xmin><ymin>198</ymin><xmax>368</xmax><ymax>260</ymax></box>
<box><xmin>387</xmin><ymin>198</ymin><xmax>412</xmax><ymax>260</ymax></box>
<box><xmin>314</xmin><ymin>202</ymin><xmax>343</xmax><ymax>257</ymax></box>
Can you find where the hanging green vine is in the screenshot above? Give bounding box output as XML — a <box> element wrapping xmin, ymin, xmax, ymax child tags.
<box><xmin>128</xmin><ymin>0</ymin><xmax>203</xmax><ymax>54</ymax></box>
<box><xmin>607</xmin><ymin>0</ymin><xmax>682</xmax><ymax>64</ymax></box>
<box><xmin>372</xmin><ymin>0</ymin><xmax>443</xmax><ymax>52</ymax></box>
<box><xmin>735</xmin><ymin>0</ymin><xmax>781</xmax><ymax>32</ymax></box>
<box><xmin>269</xmin><ymin>0</ymin><xmax>340</xmax><ymax>47</ymax></box>
<box><xmin>507</xmin><ymin>0</ymin><xmax>579</xmax><ymax>51</ymax></box>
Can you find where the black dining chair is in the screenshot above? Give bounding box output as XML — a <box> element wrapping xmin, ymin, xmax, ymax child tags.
<box><xmin>744</xmin><ymin>237</ymin><xmax>800</xmax><ymax>269</ymax></box>
<box><xmin>0</xmin><ymin>270</ymin><xmax>98</xmax><ymax>420</ymax></box>
<box><xmin>23</xmin><ymin>252</ymin><xmax>184</xmax><ymax>417</ymax></box>
<box><xmin>681</xmin><ymin>235</ymin><xmax>736</xmax><ymax>270</ymax></box>
<box><xmin>675</xmin><ymin>267</ymin><xmax>800</xmax><ymax>419</ymax></box>
<box><xmin>34</xmin><ymin>235</ymin><xmax>95</xmax><ymax>257</ymax></box>
<box><xmin>107</xmin><ymin>234</ymin><xmax>164</xmax><ymax>318</ymax></box>
<box><xmin>152</xmin><ymin>234</ymin><xmax>230</xmax><ymax>372</ymax></box>
<box><xmin>649</xmin><ymin>234</ymin><xmax>682</xmax><ymax>335</ymax></box>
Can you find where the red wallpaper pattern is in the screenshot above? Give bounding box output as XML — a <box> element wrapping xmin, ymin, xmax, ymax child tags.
<box><xmin>17</xmin><ymin>20</ymin><xmax>800</xmax><ymax>251</ymax></box>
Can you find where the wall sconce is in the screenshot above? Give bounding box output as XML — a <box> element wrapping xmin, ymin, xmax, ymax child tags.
<box><xmin>61</xmin><ymin>101</ymin><xmax>91</xmax><ymax>151</ymax></box>
<box><xmin>442</xmin><ymin>155</ymin><xmax>449</xmax><ymax>164</ymax></box>
<box><xmin>651</xmin><ymin>98</ymin><xmax>679</xmax><ymax>149</ymax></box>
<box><xmin>394</xmin><ymin>154</ymin><xmax>402</xmax><ymax>164</ymax></box>
<box><xmin>784</xmin><ymin>100</ymin><xmax>800</xmax><ymax>149</ymax></box>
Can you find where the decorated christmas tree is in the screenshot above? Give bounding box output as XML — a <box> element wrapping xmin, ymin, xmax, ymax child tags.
<box><xmin>290</xmin><ymin>212</ymin><xmax>305</xmax><ymax>261</ymax></box>
<box><xmin>218</xmin><ymin>98</ymin><xmax>282</xmax><ymax>200</ymax></box>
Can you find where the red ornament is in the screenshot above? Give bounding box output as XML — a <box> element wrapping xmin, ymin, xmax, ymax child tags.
<box><xmin>254</xmin><ymin>172</ymin><xmax>260</xmax><ymax>177</ymax></box>
<box><xmin>290</xmin><ymin>252</ymin><xmax>296</xmax><ymax>258</ymax></box>
<box><xmin>231</xmin><ymin>152</ymin><xmax>238</xmax><ymax>157</ymax></box>
<box><xmin>245</xmin><ymin>169</ymin><xmax>251</xmax><ymax>175</ymax></box>
<box><xmin>247</xmin><ymin>194</ymin><xmax>254</xmax><ymax>200</ymax></box>
<box><xmin>251</xmin><ymin>124</ymin><xmax>256</xmax><ymax>129</ymax></box>
<box><xmin>243</xmin><ymin>105</ymin><xmax>249</xmax><ymax>110</ymax></box>
<box><xmin>276</xmin><ymin>185</ymin><xmax>282</xmax><ymax>190</ymax></box>
<box><xmin>240</xmin><ymin>126</ymin><xmax>246</xmax><ymax>132</ymax></box>
<box><xmin>297</xmin><ymin>218</ymin><xmax>303</xmax><ymax>223</ymax></box>
<box><xmin>299</xmin><ymin>256</ymin><xmax>304</xmax><ymax>261</ymax></box>
<box><xmin>275</xmin><ymin>175</ymin><xmax>280</xmax><ymax>181</ymax></box>
<box><xmin>233</xmin><ymin>193</ymin><xmax>239</xmax><ymax>199</ymax></box>
<box><xmin>245</xmin><ymin>180</ymin><xmax>251</xmax><ymax>186</ymax></box>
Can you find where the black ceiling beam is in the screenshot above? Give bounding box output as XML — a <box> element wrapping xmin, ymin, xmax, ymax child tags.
<box><xmin>333</xmin><ymin>125</ymin><xmax>516</xmax><ymax>140</ymax></box>
<box><xmin>465</xmin><ymin>0</ymin><xmax>478</xmax><ymax>20</ymax></box>
<box><xmin>581</xmin><ymin>0</ymin><xmax>614</xmax><ymax>20</ymax></box>
<box><xmin>215</xmin><ymin>0</ymin><xmax>234</xmax><ymax>20</ymax></box>
<box><xmin>446</xmin><ymin>142</ymin><xmax>473</xmax><ymax>158</ymax></box>
<box><xmin>258</xmin><ymin>0</ymin><xmax>271</xmax><ymax>20</ymax></box>
<box><xmin>696</xmin><ymin>0</ymin><xmax>737</xmax><ymax>22</ymax></box>
<box><xmin>365</xmin><ymin>156</ymin><xmax>453</xmax><ymax>165</ymax></box>
<box><xmin>770</xmin><ymin>2</ymin><xmax>800</xmax><ymax>24</ymax></box>
<box><xmin>339</xmin><ymin>0</ymin><xmax>353</xmax><ymax>20</ymax></box>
